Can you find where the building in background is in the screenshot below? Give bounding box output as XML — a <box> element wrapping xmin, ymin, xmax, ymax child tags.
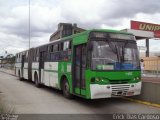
<box><xmin>122</xmin><ymin>20</ymin><xmax>160</xmax><ymax>57</ymax></box>
<box><xmin>50</xmin><ymin>23</ymin><xmax>85</xmax><ymax>42</ymax></box>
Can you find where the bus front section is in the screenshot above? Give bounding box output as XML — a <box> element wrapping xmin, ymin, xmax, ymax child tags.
<box><xmin>87</xmin><ymin>31</ymin><xmax>141</xmax><ymax>99</ymax></box>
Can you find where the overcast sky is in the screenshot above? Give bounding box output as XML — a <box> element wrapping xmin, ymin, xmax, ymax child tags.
<box><xmin>0</xmin><ymin>0</ymin><xmax>160</xmax><ymax>56</ymax></box>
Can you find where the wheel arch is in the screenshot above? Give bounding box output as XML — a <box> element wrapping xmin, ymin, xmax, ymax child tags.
<box><xmin>34</xmin><ymin>71</ymin><xmax>39</xmax><ymax>82</ymax></box>
<box><xmin>60</xmin><ymin>75</ymin><xmax>67</xmax><ymax>90</ymax></box>
<box><xmin>18</xmin><ymin>69</ymin><xmax>21</xmax><ymax>77</ymax></box>
<box><xmin>60</xmin><ymin>74</ymin><xmax>73</xmax><ymax>98</ymax></box>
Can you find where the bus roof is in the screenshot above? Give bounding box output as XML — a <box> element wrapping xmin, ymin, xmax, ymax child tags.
<box><xmin>16</xmin><ymin>29</ymin><xmax>133</xmax><ymax>54</ymax></box>
<box><xmin>89</xmin><ymin>29</ymin><xmax>133</xmax><ymax>35</ymax></box>
<box><xmin>60</xmin><ymin>29</ymin><xmax>133</xmax><ymax>40</ymax></box>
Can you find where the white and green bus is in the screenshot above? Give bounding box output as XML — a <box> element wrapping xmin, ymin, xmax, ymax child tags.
<box><xmin>15</xmin><ymin>29</ymin><xmax>142</xmax><ymax>99</ymax></box>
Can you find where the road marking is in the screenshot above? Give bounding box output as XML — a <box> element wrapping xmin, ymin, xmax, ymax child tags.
<box><xmin>122</xmin><ymin>97</ymin><xmax>160</xmax><ymax>108</ymax></box>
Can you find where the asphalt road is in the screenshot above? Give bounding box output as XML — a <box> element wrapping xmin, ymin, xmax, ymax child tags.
<box><xmin>0</xmin><ymin>72</ymin><xmax>160</xmax><ymax>114</ymax></box>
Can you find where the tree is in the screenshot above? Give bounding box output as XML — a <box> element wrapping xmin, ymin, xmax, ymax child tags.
<box><xmin>5</xmin><ymin>54</ymin><xmax>15</xmax><ymax>64</ymax></box>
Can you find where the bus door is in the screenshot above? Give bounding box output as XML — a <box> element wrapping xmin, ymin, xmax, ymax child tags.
<box><xmin>39</xmin><ymin>51</ymin><xmax>45</xmax><ymax>82</ymax></box>
<box><xmin>21</xmin><ymin>55</ymin><xmax>25</xmax><ymax>77</ymax></box>
<box><xmin>73</xmin><ymin>44</ymin><xmax>87</xmax><ymax>95</ymax></box>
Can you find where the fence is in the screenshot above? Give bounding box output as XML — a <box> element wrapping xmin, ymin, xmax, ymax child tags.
<box><xmin>0</xmin><ymin>63</ymin><xmax>15</xmax><ymax>70</ymax></box>
<box><xmin>142</xmin><ymin>57</ymin><xmax>160</xmax><ymax>77</ymax></box>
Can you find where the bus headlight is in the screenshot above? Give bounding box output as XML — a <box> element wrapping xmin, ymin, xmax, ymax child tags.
<box><xmin>133</xmin><ymin>76</ymin><xmax>141</xmax><ymax>81</ymax></box>
<box><xmin>136</xmin><ymin>77</ymin><xmax>140</xmax><ymax>80</ymax></box>
<box><xmin>91</xmin><ymin>77</ymin><xmax>109</xmax><ymax>84</ymax></box>
<box><xmin>95</xmin><ymin>78</ymin><xmax>100</xmax><ymax>82</ymax></box>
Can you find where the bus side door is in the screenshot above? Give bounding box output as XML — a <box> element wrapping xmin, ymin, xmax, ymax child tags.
<box><xmin>73</xmin><ymin>44</ymin><xmax>87</xmax><ymax>96</ymax></box>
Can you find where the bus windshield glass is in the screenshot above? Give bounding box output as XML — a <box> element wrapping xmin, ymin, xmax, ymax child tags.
<box><xmin>91</xmin><ymin>33</ymin><xmax>140</xmax><ymax>71</ymax></box>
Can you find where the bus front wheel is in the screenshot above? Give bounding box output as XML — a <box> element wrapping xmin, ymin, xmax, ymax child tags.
<box><xmin>62</xmin><ymin>78</ymin><xmax>72</xmax><ymax>99</ymax></box>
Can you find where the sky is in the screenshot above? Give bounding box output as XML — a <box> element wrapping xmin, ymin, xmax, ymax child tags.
<box><xmin>0</xmin><ymin>0</ymin><xmax>160</xmax><ymax>56</ymax></box>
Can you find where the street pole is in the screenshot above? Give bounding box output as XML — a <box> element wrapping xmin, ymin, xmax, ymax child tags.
<box><xmin>29</xmin><ymin>0</ymin><xmax>30</xmax><ymax>49</ymax></box>
<box><xmin>146</xmin><ymin>38</ymin><xmax>149</xmax><ymax>57</ymax></box>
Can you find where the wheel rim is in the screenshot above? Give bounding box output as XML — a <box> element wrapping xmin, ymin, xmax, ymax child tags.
<box><xmin>64</xmin><ymin>81</ymin><xmax>69</xmax><ymax>95</ymax></box>
<box><xmin>65</xmin><ymin>83</ymin><xmax>69</xmax><ymax>92</ymax></box>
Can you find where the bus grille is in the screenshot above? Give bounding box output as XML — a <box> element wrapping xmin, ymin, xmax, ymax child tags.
<box><xmin>111</xmin><ymin>84</ymin><xmax>130</xmax><ymax>96</ymax></box>
<box><xmin>109</xmin><ymin>80</ymin><xmax>129</xmax><ymax>84</ymax></box>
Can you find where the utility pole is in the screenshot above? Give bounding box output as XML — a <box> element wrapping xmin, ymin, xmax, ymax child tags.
<box><xmin>29</xmin><ymin>0</ymin><xmax>31</xmax><ymax>49</ymax></box>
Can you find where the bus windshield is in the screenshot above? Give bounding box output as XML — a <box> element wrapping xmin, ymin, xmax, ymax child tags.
<box><xmin>91</xmin><ymin>40</ymin><xmax>140</xmax><ymax>70</ymax></box>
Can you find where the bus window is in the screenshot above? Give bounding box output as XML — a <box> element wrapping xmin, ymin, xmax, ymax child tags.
<box><xmin>19</xmin><ymin>53</ymin><xmax>22</xmax><ymax>62</ymax></box>
<box><xmin>36</xmin><ymin>49</ymin><xmax>39</xmax><ymax>55</ymax></box>
<box><xmin>50</xmin><ymin>45</ymin><xmax>57</xmax><ymax>60</ymax></box>
<box><xmin>33</xmin><ymin>50</ymin><xmax>36</xmax><ymax>61</ymax></box>
<box><xmin>63</xmin><ymin>41</ymin><xmax>69</xmax><ymax>51</ymax></box>
<box><xmin>36</xmin><ymin>49</ymin><xmax>39</xmax><ymax>62</ymax></box>
<box><xmin>47</xmin><ymin>46</ymin><xmax>50</xmax><ymax>52</ymax></box>
<box><xmin>81</xmin><ymin>44</ymin><xmax>87</xmax><ymax>88</ymax></box>
<box><xmin>25</xmin><ymin>51</ymin><xmax>28</xmax><ymax>62</ymax></box>
<box><xmin>53</xmin><ymin>44</ymin><xmax>58</xmax><ymax>52</ymax></box>
<box><xmin>33</xmin><ymin>49</ymin><xmax>37</xmax><ymax>62</ymax></box>
<box><xmin>36</xmin><ymin>56</ymin><xmax>39</xmax><ymax>62</ymax></box>
<box><xmin>50</xmin><ymin>45</ymin><xmax>54</xmax><ymax>52</ymax></box>
<box><xmin>69</xmin><ymin>41</ymin><xmax>72</xmax><ymax>49</ymax></box>
<box><xmin>16</xmin><ymin>54</ymin><xmax>18</xmax><ymax>62</ymax></box>
<box><xmin>58</xmin><ymin>43</ymin><xmax>63</xmax><ymax>51</ymax></box>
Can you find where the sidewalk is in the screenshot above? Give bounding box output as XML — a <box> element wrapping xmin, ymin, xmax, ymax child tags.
<box><xmin>143</xmin><ymin>73</ymin><xmax>160</xmax><ymax>78</ymax></box>
<box><xmin>0</xmin><ymin>68</ymin><xmax>15</xmax><ymax>76</ymax></box>
<box><xmin>142</xmin><ymin>77</ymin><xmax>160</xmax><ymax>84</ymax></box>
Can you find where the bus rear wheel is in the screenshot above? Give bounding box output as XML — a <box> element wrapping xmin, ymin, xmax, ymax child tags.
<box><xmin>18</xmin><ymin>71</ymin><xmax>23</xmax><ymax>81</ymax></box>
<box><xmin>62</xmin><ymin>78</ymin><xmax>72</xmax><ymax>99</ymax></box>
<box><xmin>34</xmin><ymin>73</ymin><xmax>41</xmax><ymax>88</ymax></box>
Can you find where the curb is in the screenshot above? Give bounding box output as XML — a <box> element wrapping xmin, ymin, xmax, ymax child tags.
<box><xmin>122</xmin><ymin>97</ymin><xmax>160</xmax><ymax>108</ymax></box>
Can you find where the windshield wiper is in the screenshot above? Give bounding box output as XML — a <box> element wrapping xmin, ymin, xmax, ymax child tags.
<box><xmin>107</xmin><ymin>39</ymin><xmax>120</xmax><ymax>62</ymax></box>
<box><xmin>121</xmin><ymin>40</ymin><xmax>129</xmax><ymax>62</ymax></box>
<box><xmin>107</xmin><ymin>39</ymin><xmax>117</xmax><ymax>54</ymax></box>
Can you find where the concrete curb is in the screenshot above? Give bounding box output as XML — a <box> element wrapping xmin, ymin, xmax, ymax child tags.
<box><xmin>122</xmin><ymin>97</ymin><xmax>160</xmax><ymax>108</ymax></box>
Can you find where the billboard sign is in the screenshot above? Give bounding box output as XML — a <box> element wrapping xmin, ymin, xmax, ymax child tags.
<box><xmin>131</xmin><ymin>20</ymin><xmax>160</xmax><ymax>38</ymax></box>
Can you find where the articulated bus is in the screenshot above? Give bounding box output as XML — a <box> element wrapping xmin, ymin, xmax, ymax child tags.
<box><xmin>15</xmin><ymin>29</ymin><xmax>142</xmax><ymax>99</ymax></box>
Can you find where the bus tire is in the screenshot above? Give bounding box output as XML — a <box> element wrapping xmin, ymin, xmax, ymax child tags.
<box><xmin>34</xmin><ymin>73</ymin><xmax>41</xmax><ymax>88</ymax></box>
<box><xmin>18</xmin><ymin>70</ymin><xmax>23</xmax><ymax>81</ymax></box>
<box><xmin>62</xmin><ymin>78</ymin><xmax>72</xmax><ymax>99</ymax></box>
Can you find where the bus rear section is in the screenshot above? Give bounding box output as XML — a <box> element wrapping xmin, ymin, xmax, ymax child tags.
<box><xmin>15</xmin><ymin>49</ymin><xmax>34</xmax><ymax>81</ymax></box>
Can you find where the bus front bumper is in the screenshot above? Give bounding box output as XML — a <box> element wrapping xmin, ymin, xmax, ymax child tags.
<box><xmin>90</xmin><ymin>81</ymin><xmax>142</xmax><ymax>99</ymax></box>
